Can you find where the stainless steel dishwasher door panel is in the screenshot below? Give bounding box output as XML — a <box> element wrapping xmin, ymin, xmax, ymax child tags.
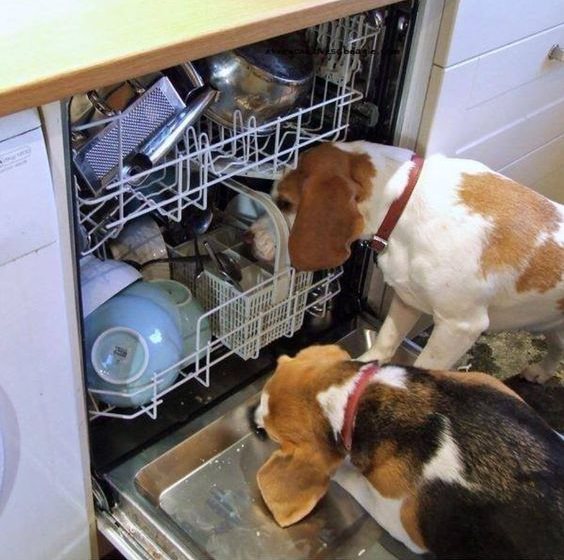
<box><xmin>103</xmin><ymin>318</ymin><xmax>422</xmax><ymax>560</ymax></box>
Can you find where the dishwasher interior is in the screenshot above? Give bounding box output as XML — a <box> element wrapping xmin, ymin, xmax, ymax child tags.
<box><xmin>67</xmin><ymin>3</ymin><xmax>420</xmax><ymax>558</ymax></box>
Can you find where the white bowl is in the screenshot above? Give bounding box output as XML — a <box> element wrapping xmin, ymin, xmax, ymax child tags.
<box><xmin>225</xmin><ymin>193</ymin><xmax>266</xmax><ymax>223</ymax></box>
<box><xmin>79</xmin><ymin>255</ymin><xmax>142</xmax><ymax>317</ymax></box>
<box><xmin>109</xmin><ymin>215</ymin><xmax>169</xmax><ymax>281</ymax></box>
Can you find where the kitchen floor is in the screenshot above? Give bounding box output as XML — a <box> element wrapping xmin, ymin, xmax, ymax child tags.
<box><xmin>461</xmin><ymin>330</ymin><xmax>563</xmax><ymax>432</ymax></box>
<box><xmin>465</xmin><ymin>331</ymin><xmax>564</xmax><ymax>381</ymax></box>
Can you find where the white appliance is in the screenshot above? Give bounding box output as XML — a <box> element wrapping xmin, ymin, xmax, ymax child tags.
<box><xmin>0</xmin><ymin>110</ymin><xmax>93</xmax><ymax>559</ymax></box>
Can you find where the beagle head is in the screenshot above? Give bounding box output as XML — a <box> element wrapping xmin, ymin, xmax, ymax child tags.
<box><xmin>255</xmin><ymin>345</ymin><xmax>353</xmax><ymax>527</ymax></box>
<box><xmin>273</xmin><ymin>143</ymin><xmax>376</xmax><ymax>271</ymax></box>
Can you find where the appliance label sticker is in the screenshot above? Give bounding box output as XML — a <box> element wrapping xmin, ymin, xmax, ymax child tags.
<box><xmin>0</xmin><ymin>145</ymin><xmax>32</xmax><ymax>175</ymax></box>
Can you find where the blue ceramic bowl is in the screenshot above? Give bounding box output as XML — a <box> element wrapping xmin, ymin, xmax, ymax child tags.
<box><xmin>84</xmin><ymin>293</ymin><xmax>183</xmax><ymax>408</ymax></box>
<box><xmin>122</xmin><ymin>281</ymin><xmax>182</xmax><ymax>329</ymax></box>
<box><xmin>149</xmin><ymin>279</ymin><xmax>212</xmax><ymax>364</ymax></box>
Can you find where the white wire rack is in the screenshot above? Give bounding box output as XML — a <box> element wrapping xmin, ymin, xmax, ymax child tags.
<box><xmin>73</xmin><ymin>13</ymin><xmax>382</xmax><ymax>253</ymax></box>
<box><xmin>79</xmin><ymin>11</ymin><xmax>380</xmax><ymax>420</ymax></box>
<box><xmin>87</xmin><ymin>267</ymin><xmax>342</xmax><ymax>420</ymax></box>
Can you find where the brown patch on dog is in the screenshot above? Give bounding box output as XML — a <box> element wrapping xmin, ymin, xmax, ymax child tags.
<box><xmin>373</xmin><ymin>378</ymin><xmax>435</xmax><ymax>424</ymax></box>
<box><xmin>400</xmin><ymin>495</ymin><xmax>427</xmax><ymax>550</ymax></box>
<box><xmin>516</xmin><ymin>239</ymin><xmax>564</xmax><ymax>293</ymax></box>
<box><xmin>558</xmin><ymin>298</ymin><xmax>564</xmax><ymax>314</ymax></box>
<box><xmin>459</xmin><ymin>173</ymin><xmax>560</xmax><ymax>283</ymax></box>
<box><xmin>367</xmin><ymin>441</ymin><xmax>415</xmax><ymax>499</ymax></box>
<box><xmin>261</xmin><ymin>345</ymin><xmax>355</xmax><ymax>446</ymax></box>
<box><xmin>276</xmin><ymin>144</ymin><xmax>376</xmax><ymax>271</ymax></box>
<box><xmin>275</xmin><ymin>168</ymin><xmax>304</xmax><ymax>210</ymax></box>
<box><xmin>257</xmin><ymin>346</ymin><xmax>358</xmax><ymax>526</ymax></box>
<box><xmin>429</xmin><ymin>370</ymin><xmax>524</xmax><ymax>402</ymax></box>
<box><xmin>277</xmin><ymin>144</ymin><xmax>375</xmax><ymax>207</ymax></box>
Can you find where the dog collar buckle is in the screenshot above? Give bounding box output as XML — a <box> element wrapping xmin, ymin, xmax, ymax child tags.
<box><xmin>371</xmin><ymin>235</ymin><xmax>388</xmax><ymax>252</ymax></box>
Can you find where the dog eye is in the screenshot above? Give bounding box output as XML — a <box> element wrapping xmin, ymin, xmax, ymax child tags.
<box><xmin>276</xmin><ymin>198</ymin><xmax>293</xmax><ymax>212</ymax></box>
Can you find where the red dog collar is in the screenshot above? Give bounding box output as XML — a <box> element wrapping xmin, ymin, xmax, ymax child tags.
<box><xmin>341</xmin><ymin>363</ymin><xmax>379</xmax><ymax>452</ymax></box>
<box><xmin>371</xmin><ymin>155</ymin><xmax>424</xmax><ymax>253</ymax></box>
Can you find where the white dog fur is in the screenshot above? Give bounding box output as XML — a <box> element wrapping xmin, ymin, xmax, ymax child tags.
<box><xmin>251</xmin><ymin>141</ymin><xmax>564</xmax><ymax>382</ymax></box>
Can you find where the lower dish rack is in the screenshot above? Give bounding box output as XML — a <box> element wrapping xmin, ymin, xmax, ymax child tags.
<box><xmin>86</xmin><ymin>179</ymin><xmax>342</xmax><ymax>420</ymax></box>
<box><xmin>87</xmin><ymin>267</ymin><xmax>342</xmax><ymax>421</ymax></box>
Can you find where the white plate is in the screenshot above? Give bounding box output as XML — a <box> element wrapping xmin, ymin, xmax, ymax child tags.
<box><xmin>109</xmin><ymin>215</ymin><xmax>170</xmax><ymax>280</ymax></box>
<box><xmin>80</xmin><ymin>255</ymin><xmax>142</xmax><ymax>317</ymax></box>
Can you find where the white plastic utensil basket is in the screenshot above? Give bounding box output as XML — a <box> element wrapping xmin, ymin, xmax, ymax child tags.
<box><xmin>172</xmin><ymin>179</ymin><xmax>311</xmax><ymax>359</ymax></box>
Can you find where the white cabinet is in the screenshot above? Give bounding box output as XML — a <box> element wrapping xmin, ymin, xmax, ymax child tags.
<box><xmin>434</xmin><ymin>0</ymin><xmax>563</xmax><ymax>66</ymax></box>
<box><xmin>418</xmin><ymin>1</ymin><xmax>564</xmax><ymax>202</ymax></box>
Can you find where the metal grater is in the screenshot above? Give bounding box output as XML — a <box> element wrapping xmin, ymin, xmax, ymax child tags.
<box><xmin>73</xmin><ymin>77</ymin><xmax>185</xmax><ymax>193</ymax></box>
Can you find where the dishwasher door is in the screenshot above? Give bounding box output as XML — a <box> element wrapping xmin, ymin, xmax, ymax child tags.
<box><xmin>98</xmin><ymin>317</ymin><xmax>423</xmax><ymax>560</ymax></box>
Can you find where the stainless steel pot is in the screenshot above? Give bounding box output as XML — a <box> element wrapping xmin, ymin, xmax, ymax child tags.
<box><xmin>167</xmin><ymin>32</ymin><xmax>314</xmax><ymax>130</ymax></box>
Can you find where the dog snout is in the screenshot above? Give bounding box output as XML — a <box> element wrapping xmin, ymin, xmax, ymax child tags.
<box><xmin>247</xmin><ymin>403</ymin><xmax>268</xmax><ymax>440</ymax></box>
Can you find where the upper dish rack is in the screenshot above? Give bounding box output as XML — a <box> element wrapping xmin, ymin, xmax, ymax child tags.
<box><xmin>72</xmin><ymin>13</ymin><xmax>383</xmax><ymax>254</ymax></box>
<box><xmin>85</xmin><ymin>177</ymin><xmax>344</xmax><ymax>420</ymax></box>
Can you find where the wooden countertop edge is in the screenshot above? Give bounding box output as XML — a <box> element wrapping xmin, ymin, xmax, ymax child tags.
<box><xmin>0</xmin><ymin>0</ymin><xmax>392</xmax><ymax>117</ymax></box>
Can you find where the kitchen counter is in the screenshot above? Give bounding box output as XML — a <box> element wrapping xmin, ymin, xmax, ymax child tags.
<box><xmin>0</xmin><ymin>0</ymin><xmax>395</xmax><ymax>117</ymax></box>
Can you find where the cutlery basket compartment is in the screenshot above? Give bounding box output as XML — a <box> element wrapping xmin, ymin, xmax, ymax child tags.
<box><xmin>169</xmin><ymin>180</ymin><xmax>314</xmax><ymax>360</ymax></box>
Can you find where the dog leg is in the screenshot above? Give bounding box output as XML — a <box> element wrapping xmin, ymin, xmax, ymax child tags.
<box><xmin>360</xmin><ymin>294</ymin><xmax>422</xmax><ymax>362</ymax></box>
<box><xmin>521</xmin><ymin>329</ymin><xmax>564</xmax><ymax>384</ymax></box>
<box><xmin>414</xmin><ymin>313</ymin><xmax>489</xmax><ymax>370</ymax></box>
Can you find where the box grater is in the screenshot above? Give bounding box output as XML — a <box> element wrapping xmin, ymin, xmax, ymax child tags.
<box><xmin>73</xmin><ymin>77</ymin><xmax>185</xmax><ymax>194</ymax></box>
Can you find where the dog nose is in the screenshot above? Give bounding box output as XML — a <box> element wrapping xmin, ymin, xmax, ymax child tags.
<box><xmin>243</xmin><ymin>229</ymin><xmax>255</xmax><ymax>245</ymax></box>
<box><xmin>247</xmin><ymin>403</ymin><xmax>267</xmax><ymax>440</ymax></box>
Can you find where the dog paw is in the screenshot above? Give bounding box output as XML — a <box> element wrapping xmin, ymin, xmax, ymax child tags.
<box><xmin>358</xmin><ymin>350</ymin><xmax>388</xmax><ymax>363</ymax></box>
<box><xmin>520</xmin><ymin>364</ymin><xmax>553</xmax><ymax>384</ymax></box>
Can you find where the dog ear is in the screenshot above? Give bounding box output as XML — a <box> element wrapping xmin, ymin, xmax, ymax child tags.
<box><xmin>257</xmin><ymin>444</ymin><xmax>334</xmax><ymax>527</ymax></box>
<box><xmin>289</xmin><ymin>175</ymin><xmax>364</xmax><ymax>271</ymax></box>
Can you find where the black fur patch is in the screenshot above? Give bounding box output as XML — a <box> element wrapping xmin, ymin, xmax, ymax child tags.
<box><xmin>349</xmin><ymin>365</ymin><xmax>564</xmax><ymax>558</ymax></box>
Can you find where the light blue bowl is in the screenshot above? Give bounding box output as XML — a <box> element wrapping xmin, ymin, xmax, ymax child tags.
<box><xmin>122</xmin><ymin>280</ymin><xmax>182</xmax><ymax>330</ymax></box>
<box><xmin>149</xmin><ymin>279</ymin><xmax>212</xmax><ymax>365</ymax></box>
<box><xmin>84</xmin><ymin>293</ymin><xmax>183</xmax><ymax>408</ymax></box>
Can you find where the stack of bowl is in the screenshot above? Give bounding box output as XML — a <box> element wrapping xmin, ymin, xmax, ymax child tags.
<box><xmin>80</xmin><ymin>256</ymin><xmax>209</xmax><ymax>408</ymax></box>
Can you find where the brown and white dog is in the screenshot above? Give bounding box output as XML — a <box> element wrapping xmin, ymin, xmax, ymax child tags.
<box><xmin>253</xmin><ymin>345</ymin><xmax>564</xmax><ymax>559</ymax></box>
<box><xmin>249</xmin><ymin>142</ymin><xmax>564</xmax><ymax>382</ymax></box>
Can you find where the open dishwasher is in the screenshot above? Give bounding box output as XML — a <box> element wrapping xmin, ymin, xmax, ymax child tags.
<box><xmin>68</xmin><ymin>4</ymin><xmax>422</xmax><ymax>558</ymax></box>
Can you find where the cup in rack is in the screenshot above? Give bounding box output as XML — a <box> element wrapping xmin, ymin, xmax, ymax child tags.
<box><xmin>141</xmin><ymin>279</ymin><xmax>212</xmax><ymax>364</ymax></box>
<box><xmin>109</xmin><ymin>215</ymin><xmax>170</xmax><ymax>281</ymax></box>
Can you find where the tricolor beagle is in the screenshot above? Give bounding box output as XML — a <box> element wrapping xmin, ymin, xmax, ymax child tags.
<box><xmin>250</xmin><ymin>142</ymin><xmax>564</xmax><ymax>382</ymax></box>
<box><xmin>253</xmin><ymin>345</ymin><xmax>564</xmax><ymax>559</ymax></box>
